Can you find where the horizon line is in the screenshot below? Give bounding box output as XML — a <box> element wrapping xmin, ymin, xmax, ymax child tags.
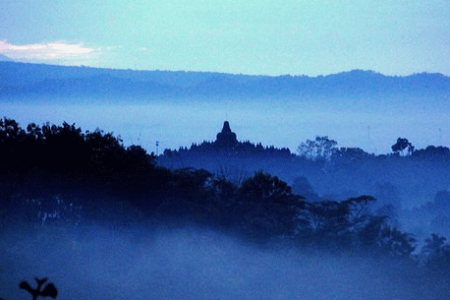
<box><xmin>1</xmin><ymin>59</ymin><xmax>448</xmax><ymax>79</ymax></box>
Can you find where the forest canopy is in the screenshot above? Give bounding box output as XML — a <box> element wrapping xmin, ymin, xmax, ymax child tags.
<box><xmin>1</xmin><ymin>117</ymin><xmax>450</xmax><ymax>272</ymax></box>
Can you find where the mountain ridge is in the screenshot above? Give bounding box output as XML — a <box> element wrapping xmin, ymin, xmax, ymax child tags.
<box><xmin>1</xmin><ymin>61</ymin><xmax>449</xmax><ymax>101</ymax></box>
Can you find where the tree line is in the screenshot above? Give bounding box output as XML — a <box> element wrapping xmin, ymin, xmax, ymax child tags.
<box><xmin>1</xmin><ymin>117</ymin><xmax>450</xmax><ymax>274</ymax></box>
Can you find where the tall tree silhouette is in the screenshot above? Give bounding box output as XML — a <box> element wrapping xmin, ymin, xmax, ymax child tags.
<box><xmin>391</xmin><ymin>137</ymin><xmax>414</xmax><ymax>155</ymax></box>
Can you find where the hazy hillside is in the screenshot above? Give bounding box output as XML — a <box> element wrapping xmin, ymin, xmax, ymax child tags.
<box><xmin>0</xmin><ymin>54</ymin><xmax>13</xmax><ymax>62</ymax></box>
<box><xmin>2</xmin><ymin>61</ymin><xmax>450</xmax><ymax>102</ymax></box>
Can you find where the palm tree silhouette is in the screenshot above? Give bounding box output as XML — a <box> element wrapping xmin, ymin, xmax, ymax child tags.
<box><xmin>19</xmin><ymin>277</ymin><xmax>57</xmax><ymax>300</ymax></box>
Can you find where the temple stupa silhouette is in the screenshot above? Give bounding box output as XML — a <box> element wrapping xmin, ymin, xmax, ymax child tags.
<box><xmin>215</xmin><ymin>121</ymin><xmax>238</xmax><ymax>149</ymax></box>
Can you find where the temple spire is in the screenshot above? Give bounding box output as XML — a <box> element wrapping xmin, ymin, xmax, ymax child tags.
<box><xmin>215</xmin><ymin>121</ymin><xmax>237</xmax><ymax>149</ymax></box>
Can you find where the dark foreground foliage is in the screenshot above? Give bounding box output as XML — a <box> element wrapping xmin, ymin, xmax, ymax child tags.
<box><xmin>19</xmin><ymin>277</ymin><xmax>57</xmax><ymax>300</ymax></box>
<box><xmin>0</xmin><ymin>277</ymin><xmax>57</xmax><ymax>300</ymax></box>
<box><xmin>1</xmin><ymin>117</ymin><xmax>450</xmax><ymax>274</ymax></box>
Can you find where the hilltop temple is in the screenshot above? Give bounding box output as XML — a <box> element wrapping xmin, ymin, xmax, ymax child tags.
<box><xmin>215</xmin><ymin>121</ymin><xmax>238</xmax><ymax>149</ymax></box>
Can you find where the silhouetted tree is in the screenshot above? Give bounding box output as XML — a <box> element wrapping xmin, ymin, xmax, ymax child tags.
<box><xmin>306</xmin><ymin>196</ymin><xmax>377</xmax><ymax>250</ymax></box>
<box><xmin>421</xmin><ymin>233</ymin><xmax>450</xmax><ymax>274</ymax></box>
<box><xmin>236</xmin><ymin>172</ymin><xmax>306</xmax><ymax>238</ymax></box>
<box><xmin>378</xmin><ymin>227</ymin><xmax>416</xmax><ymax>258</ymax></box>
<box><xmin>391</xmin><ymin>137</ymin><xmax>414</xmax><ymax>156</ymax></box>
<box><xmin>332</xmin><ymin>147</ymin><xmax>371</xmax><ymax>162</ymax></box>
<box><xmin>297</xmin><ymin>136</ymin><xmax>338</xmax><ymax>161</ymax></box>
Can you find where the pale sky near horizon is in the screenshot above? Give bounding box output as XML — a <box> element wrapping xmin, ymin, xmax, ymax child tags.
<box><xmin>1</xmin><ymin>0</ymin><xmax>449</xmax><ymax>76</ymax></box>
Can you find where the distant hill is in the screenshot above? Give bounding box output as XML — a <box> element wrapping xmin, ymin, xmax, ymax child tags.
<box><xmin>1</xmin><ymin>61</ymin><xmax>450</xmax><ymax>102</ymax></box>
<box><xmin>0</xmin><ymin>54</ymin><xmax>13</xmax><ymax>62</ymax></box>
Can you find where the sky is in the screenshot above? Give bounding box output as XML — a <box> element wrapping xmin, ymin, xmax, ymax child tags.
<box><xmin>1</xmin><ymin>0</ymin><xmax>449</xmax><ymax>76</ymax></box>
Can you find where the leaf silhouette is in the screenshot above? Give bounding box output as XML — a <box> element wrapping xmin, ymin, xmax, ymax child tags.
<box><xmin>41</xmin><ymin>283</ymin><xmax>58</xmax><ymax>299</ymax></box>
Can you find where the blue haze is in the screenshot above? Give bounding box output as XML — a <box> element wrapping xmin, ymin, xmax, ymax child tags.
<box><xmin>2</xmin><ymin>62</ymin><xmax>450</xmax><ymax>155</ymax></box>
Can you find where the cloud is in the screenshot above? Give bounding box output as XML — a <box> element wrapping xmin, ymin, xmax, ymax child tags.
<box><xmin>0</xmin><ymin>40</ymin><xmax>96</xmax><ymax>62</ymax></box>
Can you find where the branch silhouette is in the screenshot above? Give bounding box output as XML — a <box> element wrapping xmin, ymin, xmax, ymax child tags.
<box><xmin>19</xmin><ymin>277</ymin><xmax>57</xmax><ymax>300</ymax></box>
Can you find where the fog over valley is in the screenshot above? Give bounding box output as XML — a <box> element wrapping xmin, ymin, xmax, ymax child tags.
<box><xmin>1</xmin><ymin>226</ymin><xmax>444</xmax><ymax>300</ymax></box>
<box><xmin>1</xmin><ymin>62</ymin><xmax>450</xmax><ymax>300</ymax></box>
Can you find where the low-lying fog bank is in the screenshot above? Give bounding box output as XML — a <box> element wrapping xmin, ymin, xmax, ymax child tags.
<box><xmin>1</xmin><ymin>224</ymin><xmax>446</xmax><ymax>300</ymax></box>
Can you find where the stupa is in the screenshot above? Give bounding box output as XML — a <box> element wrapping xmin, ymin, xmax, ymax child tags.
<box><xmin>215</xmin><ymin>121</ymin><xmax>238</xmax><ymax>149</ymax></box>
